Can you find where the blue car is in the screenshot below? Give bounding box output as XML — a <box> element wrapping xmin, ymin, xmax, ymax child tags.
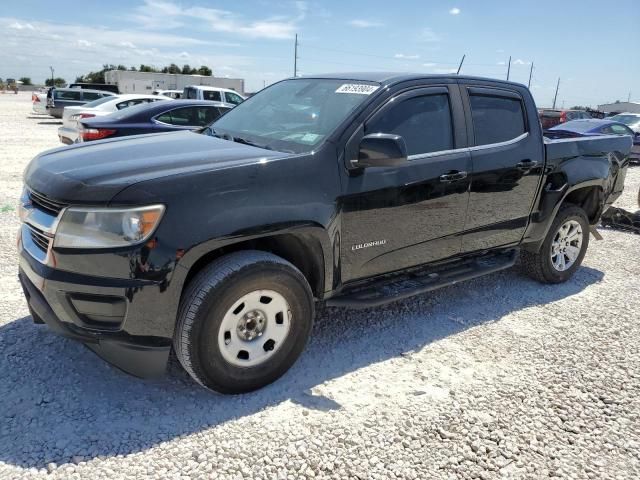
<box><xmin>78</xmin><ymin>100</ymin><xmax>233</xmax><ymax>142</ymax></box>
<box><xmin>546</xmin><ymin>119</ymin><xmax>640</xmax><ymax>163</ymax></box>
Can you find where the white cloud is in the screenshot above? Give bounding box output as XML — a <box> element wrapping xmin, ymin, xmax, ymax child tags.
<box><xmin>434</xmin><ymin>68</ymin><xmax>457</xmax><ymax>74</ymax></box>
<box><xmin>497</xmin><ymin>61</ymin><xmax>506</xmax><ymax>66</ymax></box>
<box><xmin>513</xmin><ymin>58</ymin><xmax>531</xmax><ymax>65</ymax></box>
<box><xmin>119</xmin><ymin>41</ymin><xmax>137</xmax><ymax>49</ymax></box>
<box><xmin>418</xmin><ymin>28</ymin><xmax>441</xmax><ymax>42</ymax></box>
<box><xmin>394</xmin><ymin>53</ymin><xmax>420</xmax><ymax>60</ymax></box>
<box><xmin>423</xmin><ymin>62</ymin><xmax>436</xmax><ymax>67</ymax></box>
<box><xmin>8</xmin><ymin>21</ymin><xmax>35</xmax><ymax>30</ymax></box>
<box><xmin>348</xmin><ymin>19</ymin><xmax>384</xmax><ymax>28</ymax></box>
<box><xmin>132</xmin><ymin>0</ymin><xmax>306</xmax><ymax>40</ymax></box>
<box><xmin>77</xmin><ymin>39</ymin><xmax>93</xmax><ymax>48</ymax></box>
<box><xmin>449</xmin><ymin>7</ymin><xmax>461</xmax><ymax>15</ymax></box>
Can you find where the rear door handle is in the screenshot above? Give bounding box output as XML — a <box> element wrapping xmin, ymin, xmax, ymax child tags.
<box><xmin>439</xmin><ymin>171</ymin><xmax>468</xmax><ymax>183</ymax></box>
<box><xmin>516</xmin><ymin>160</ymin><xmax>538</xmax><ymax>171</ymax></box>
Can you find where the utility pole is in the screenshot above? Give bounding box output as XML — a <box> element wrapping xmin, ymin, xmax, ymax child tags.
<box><xmin>49</xmin><ymin>66</ymin><xmax>54</xmax><ymax>86</ymax></box>
<box><xmin>506</xmin><ymin>56</ymin><xmax>511</xmax><ymax>81</ymax></box>
<box><xmin>527</xmin><ymin>62</ymin><xmax>534</xmax><ymax>89</ymax></box>
<box><xmin>628</xmin><ymin>91</ymin><xmax>632</xmax><ymax>102</ymax></box>
<box><xmin>293</xmin><ymin>34</ymin><xmax>298</xmax><ymax>78</ymax></box>
<box><xmin>552</xmin><ymin>77</ymin><xmax>560</xmax><ymax>109</ymax></box>
<box><xmin>456</xmin><ymin>54</ymin><xmax>466</xmax><ymax>75</ymax></box>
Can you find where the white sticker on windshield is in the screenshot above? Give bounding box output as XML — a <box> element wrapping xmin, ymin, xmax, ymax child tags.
<box><xmin>335</xmin><ymin>84</ymin><xmax>378</xmax><ymax>95</ymax></box>
<box><xmin>301</xmin><ymin>133</ymin><xmax>321</xmax><ymax>143</ymax></box>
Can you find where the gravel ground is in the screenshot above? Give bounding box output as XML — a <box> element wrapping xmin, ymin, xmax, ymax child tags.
<box><xmin>0</xmin><ymin>92</ymin><xmax>639</xmax><ymax>480</ymax></box>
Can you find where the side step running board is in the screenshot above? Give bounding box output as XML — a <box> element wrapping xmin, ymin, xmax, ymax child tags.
<box><xmin>326</xmin><ymin>249</ymin><xmax>518</xmax><ymax>309</ymax></box>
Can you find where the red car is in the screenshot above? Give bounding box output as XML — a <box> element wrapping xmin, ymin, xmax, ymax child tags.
<box><xmin>538</xmin><ymin>109</ymin><xmax>592</xmax><ymax>129</ymax></box>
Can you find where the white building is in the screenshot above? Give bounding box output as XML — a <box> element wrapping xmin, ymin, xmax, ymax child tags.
<box><xmin>597</xmin><ymin>101</ymin><xmax>640</xmax><ymax>114</ymax></box>
<box><xmin>104</xmin><ymin>70</ymin><xmax>245</xmax><ymax>95</ymax></box>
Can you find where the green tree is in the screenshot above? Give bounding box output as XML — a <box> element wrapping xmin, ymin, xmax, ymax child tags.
<box><xmin>181</xmin><ymin>64</ymin><xmax>194</xmax><ymax>74</ymax></box>
<box><xmin>167</xmin><ymin>63</ymin><xmax>180</xmax><ymax>74</ymax></box>
<box><xmin>196</xmin><ymin>66</ymin><xmax>212</xmax><ymax>76</ymax></box>
<box><xmin>45</xmin><ymin>77</ymin><xmax>66</xmax><ymax>87</ymax></box>
<box><xmin>139</xmin><ymin>64</ymin><xmax>157</xmax><ymax>72</ymax></box>
<box><xmin>19</xmin><ymin>77</ymin><xmax>32</xmax><ymax>85</ymax></box>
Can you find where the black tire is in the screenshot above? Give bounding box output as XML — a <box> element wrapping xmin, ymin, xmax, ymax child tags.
<box><xmin>174</xmin><ymin>250</ymin><xmax>314</xmax><ymax>394</ymax></box>
<box><xmin>521</xmin><ymin>204</ymin><xmax>590</xmax><ymax>284</ymax></box>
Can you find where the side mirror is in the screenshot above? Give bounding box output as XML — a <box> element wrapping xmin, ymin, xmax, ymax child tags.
<box><xmin>352</xmin><ymin>133</ymin><xmax>408</xmax><ymax>169</ymax></box>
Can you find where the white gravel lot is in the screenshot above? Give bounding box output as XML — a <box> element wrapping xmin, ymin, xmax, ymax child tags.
<box><xmin>0</xmin><ymin>92</ymin><xmax>639</xmax><ymax>480</ymax></box>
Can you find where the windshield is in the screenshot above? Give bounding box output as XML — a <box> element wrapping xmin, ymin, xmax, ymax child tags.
<box><xmin>211</xmin><ymin>78</ymin><xmax>379</xmax><ymax>153</ymax></box>
<box><xmin>81</xmin><ymin>96</ymin><xmax>115</xmax><ymax>109</ymax></box>
<box><xmin>609</xmin><ymin>114</ymin><xmax>640</xmax><ymax>126</ymax></box>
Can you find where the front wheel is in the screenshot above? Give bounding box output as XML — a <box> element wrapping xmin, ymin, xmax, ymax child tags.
<box><xmin>174</xmin><ymin>251</ymin><xmax>314</xmax><ymax>394</ymax></box>
<box><xmin>521</xmin><ymin>204</ymin><xmax>590</xmax><ymax>284</ymax></box>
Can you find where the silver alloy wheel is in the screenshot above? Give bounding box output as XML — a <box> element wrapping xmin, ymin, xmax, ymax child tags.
<box><xmin>550</xmin><ymin>219</ymin><xmax>583</xmax><ymax>272</ymax></box>
<box><xmin>218</xmin><ymin>289</ymin><xmax>291</xmax><ymax>367</ymax></box>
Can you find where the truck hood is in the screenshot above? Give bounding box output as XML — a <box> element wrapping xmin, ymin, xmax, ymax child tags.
<box><xmin>25</xmin><ymin>131</ymin><xmax>286</xmax><ymax>203</ymax></box>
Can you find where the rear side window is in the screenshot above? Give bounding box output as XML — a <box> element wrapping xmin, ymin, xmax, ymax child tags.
<box><xmin>82</xmin><ymin>92</ymin><xmax>101</xmax><ymax>101</ymax></box>
<box><xmin>54</xmin><ymin>90</ymin><xmax>81</xmax><ymax>101</ymax></box>
<box><xmin>185</xmin><ymin>88</ymin><xmax>198</xmax><ymax>100</ymax></box>
<box><xmin>604</xmin><ymin>124</ymin><xmax>633</xmax><ymax>135</ymax></box>
<box><xmin>469</xmin><ymin>94</ymin><xmax>526</xmax><ymax>145</ymax></box>
<box><xmin>225</xmin><ymin>92</ymin><xmax>244</xmax><ymax>105</ymax></box>
<box><xmin>156</xmin><ymin>106</ymin><xmax>219</xmax><ymax>126</ymax></box>
<box><xmin>203</xmin><ymin>90</ymin><xmax>222</xmax><ymax>102</ymax></box>
<box><xmin>367</xmin><ymin>94</ymin><xmax>454</xmax><ymax>156</ymax></box>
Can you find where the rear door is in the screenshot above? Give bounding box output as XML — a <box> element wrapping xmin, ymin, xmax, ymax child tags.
<box><xmin>339</xmin><ymin>85</ymin><xmax>472</xmax><ymax>281</ymax></box>
<box><xmin>459</xmin><ymin>85</ymin><xmax>544</xmax><ymax>253</ymax></box>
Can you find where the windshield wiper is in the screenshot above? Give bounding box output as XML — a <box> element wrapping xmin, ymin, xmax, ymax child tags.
<box><xmin>232</xmin><ymin>136</ymin><xmax>273</xmax><ymax>150</ymax></box>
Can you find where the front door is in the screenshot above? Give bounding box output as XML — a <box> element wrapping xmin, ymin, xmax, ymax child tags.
<box><xmin>459</xmin><ymin>85</ymin><xmax>544</xmax><ymax>253</ymax></box>
<box><xmin>340</xmin><ymin>85</ymin><xmax>472</xmax><ymax>282</ymax></box>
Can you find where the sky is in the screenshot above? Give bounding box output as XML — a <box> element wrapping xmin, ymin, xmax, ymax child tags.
<box><xmin>1</xmin><ymin>0</ymin><xmax>638</xmax><ymax>107</ymax></box>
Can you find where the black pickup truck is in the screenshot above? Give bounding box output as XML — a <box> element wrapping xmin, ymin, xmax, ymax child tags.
<box><xmin>18</xmin><ymin>73</ymin><xmax>631</xmax><ymax>393</ymax></box>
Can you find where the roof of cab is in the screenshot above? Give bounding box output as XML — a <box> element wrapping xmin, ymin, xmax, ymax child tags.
<box><xmin>297</xmin><ymin>72</ymin><xmax>527</xmax><ymax>89</ymax></box>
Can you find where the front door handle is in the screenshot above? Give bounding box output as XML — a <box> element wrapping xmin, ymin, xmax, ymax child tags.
<box><xmin>516</xmin><ymin>160</ymin><xmax>538</xmax><ymax>171</ymax></box>
<box><xmin>439</xmin><ymin>170</ymin><xmax>468</xmax><ymax>183</ymax></box>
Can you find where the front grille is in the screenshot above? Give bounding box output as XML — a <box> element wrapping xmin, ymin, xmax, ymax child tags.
<box><xmin>29</xmin><ymin>190</ymin><xmax>66</xmax><ymax>216</ymax></box>
<box><xmin>28</xmin><ymin>225</ymin><xmax>51</xmax><ymax>253</ymax></box>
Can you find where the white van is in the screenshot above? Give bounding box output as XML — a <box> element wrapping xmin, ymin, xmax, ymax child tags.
<box><xmin>183</xmin><ymin>86</ymin><xmax>245</xmax><ymax>105</ymax></box>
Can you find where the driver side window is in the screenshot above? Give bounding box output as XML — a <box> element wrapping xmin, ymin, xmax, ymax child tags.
<box><xmin>366</xmin><ymin>94</ymin><xmax>454</xmax><ymax>156</ymax></box>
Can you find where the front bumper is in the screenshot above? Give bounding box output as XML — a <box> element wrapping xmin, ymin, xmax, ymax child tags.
<box><xmin>18</xmin><ymin>249</ymin><xmax>171</xmax><ymax>378</ymax></box>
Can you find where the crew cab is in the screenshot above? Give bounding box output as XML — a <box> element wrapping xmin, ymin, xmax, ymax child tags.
<box><xmin>18</xmin><ymin>74</ymin><xmax>631</xmax><ymax>394</ymax></box>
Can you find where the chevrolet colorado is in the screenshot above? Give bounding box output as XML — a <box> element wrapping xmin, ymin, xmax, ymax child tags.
<box><xmin>18</xmin><ymin>74</ymin><xmax>632</xmax><ymax>393</ymax></box>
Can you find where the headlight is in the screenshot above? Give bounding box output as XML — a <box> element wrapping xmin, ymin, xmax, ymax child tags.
<box><xmin>53</xmin><ymin>205</ymin><xmax>165</xmax><ymax>249</ymax></box>
<box><xmin>18</xmin><ymin>188</ymin><xmax>30</xmax><ymax>222</ymax></box>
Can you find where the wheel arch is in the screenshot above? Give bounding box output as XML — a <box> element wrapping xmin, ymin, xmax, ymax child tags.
<box><xmin>177</xmin><ymin>226</ymin><xmax>332</xmax><ymax>301</ymax></box>
<box><xmin>522</xmin><ymin>180</ymin><xmax>605</xmax><ymax>253</ymax></box>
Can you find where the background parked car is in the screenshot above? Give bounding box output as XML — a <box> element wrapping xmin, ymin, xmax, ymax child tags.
<box><xmin>46</xmin><ymin>88</ymin><xmax>115</xmax><ymax>118</ymax></box>
<box><xmin>31</xmin><ymin>90</ymin><xmax>50</xmax><ymax>114</ymax></box>
<box><xmin>545</xmin><ymin>119</ymin><xmax>639</xmax><ymax>163</ymax></box>
<box><xmin>77</xmin><ymin>99</ymin><xmax>232</xmax><ymax>142</ymax></box>
<box><xmin>58</xmin><ymin>94</ymin><xmax>171</xmax><ymax>144</ymax></box>
<box><xmin>607</xmin><ymin>113</ymin><xmax>640</xmax><ymax>133</ymax></box>
<box><xmin>538</xmin><ymin>109</ymin><xmax>593</xmax><ymax>129</ymax></box>
<box><xmin>183</xmin><ymin>85</ymin><xmax>245</xmax><ymax>105</ymax></box>
<box><xmin>153</xmin><ymin>89</ymin><xmax>183</xmax><ymax>99</ymax></box>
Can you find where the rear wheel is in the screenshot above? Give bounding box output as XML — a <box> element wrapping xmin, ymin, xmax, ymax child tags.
<box><xmin>174</xmin><ymin>251</ymin><xmax>314</xmax><ymax>393</ymax></box>
<box><xmin>521</xmin><ymin>204</ymin><xmax>590</xmax><ymax>284</ymax></box>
